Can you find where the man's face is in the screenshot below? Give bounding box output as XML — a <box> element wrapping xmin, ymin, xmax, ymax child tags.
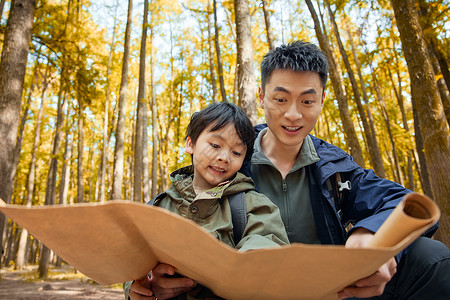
<box><xmin>186</xmin><ymin>123</ymin><xmax>246</xmax><ymax>193</ymax></box>
<box><xmin>259</xmin><ymin>69</ymin><xmax>324</xmax><ymax>149</ymax></box>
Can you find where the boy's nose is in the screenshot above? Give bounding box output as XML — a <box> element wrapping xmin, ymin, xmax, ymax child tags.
<box><xmin>217</xmin><ymin>150</ymin><xmax>230</xmax><ymax>164</ymax></box>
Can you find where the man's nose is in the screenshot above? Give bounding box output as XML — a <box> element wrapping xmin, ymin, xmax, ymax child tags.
<box><xmin>284</xmin><ymin>103</ymin><xmax>302</xmax><ymax>120</ymax></box>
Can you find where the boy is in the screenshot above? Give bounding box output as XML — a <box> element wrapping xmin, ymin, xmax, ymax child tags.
<box><xmin>124</xmin><ymin>102</ymin><xmax>289</xmax><ymax>300</ymax></box>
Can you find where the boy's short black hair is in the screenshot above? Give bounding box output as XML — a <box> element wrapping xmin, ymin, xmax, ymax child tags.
<box><xmin>186</xmin><ymin>102</ymin><xmax>255</xmax><ymax>160</ymax></box>
<box><xmin>260</xmin><ymin>40</ymin><xmax>329</xmax><ymax>91</ymax></box>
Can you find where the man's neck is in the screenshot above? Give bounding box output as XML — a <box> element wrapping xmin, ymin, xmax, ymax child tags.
<box><xmin>260</xmin><ymin>130</ymin><xmax>304</xmax><ymax>178</ymax></box>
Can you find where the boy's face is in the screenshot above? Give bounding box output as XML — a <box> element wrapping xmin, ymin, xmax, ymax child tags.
<box><xmin>259</xmin><ymin>69</ymin><xmax>325</xmax><ymax>150</ymax></box>
<box><xmin>186</xmin><ymin>123</ymin><xmax>246</xmax><ymax>193</ymax></box>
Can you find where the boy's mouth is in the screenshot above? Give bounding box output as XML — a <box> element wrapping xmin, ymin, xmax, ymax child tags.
<box><xmin>210</xmin><ymin>166</ymin><xmax>226</xmax><ymax>173</ymax></box>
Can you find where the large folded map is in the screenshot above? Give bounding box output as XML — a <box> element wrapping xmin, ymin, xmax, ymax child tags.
<box><xmin>0</xmin><ymin>193</ymin><xmax>440</xmax><ymax>300</ymax></box>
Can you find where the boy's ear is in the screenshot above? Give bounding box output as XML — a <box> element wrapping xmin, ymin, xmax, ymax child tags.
<box><xmin>185</xmin><ymin>137</ymin><xmax>194</xmax><ymax>154</ymax></box>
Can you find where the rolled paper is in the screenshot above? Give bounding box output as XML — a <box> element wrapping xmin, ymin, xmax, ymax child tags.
<box><xmin>367</xmin><ymin>193</ymin><xmax>440</xmax><ymax>248</ymax></box>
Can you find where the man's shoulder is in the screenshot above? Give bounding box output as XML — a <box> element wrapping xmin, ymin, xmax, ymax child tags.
<box><xmin>309</xmin><ymin>135</ymin><xmax>348</xmax><ymax>161</ymax></box>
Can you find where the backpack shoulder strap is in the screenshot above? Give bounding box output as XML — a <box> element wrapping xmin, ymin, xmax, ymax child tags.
<box><xmin>325</xmin><ymin>172</ymin><xmax>351</xmax><ymax>221</ymax></box>
<box><xmin>148</xmin><ymin>192</ymin><xmax>167</xmax><ymax>206</ymax></box>
<box><xmin>228</xmin><ymin>191</ymin><xmax>247</xmax><ymax>246</ymax></box>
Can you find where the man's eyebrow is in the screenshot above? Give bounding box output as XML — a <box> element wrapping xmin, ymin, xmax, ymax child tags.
<box><xmin>301</xmin><ymin>88</ymin><xmax>318</xmax><ymax>95</ymax></box>
<box><xmin>273</xmin><ymin>86</ymin><xmax>291</xmax><ymax>94</ymax></box>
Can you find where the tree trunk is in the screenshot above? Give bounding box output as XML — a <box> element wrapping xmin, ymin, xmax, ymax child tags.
<box><xmin>326</xmin><ymin>1</ymin><xmax>373</xmax><ymax>170</ymax></box>
<box><xmin>207</xmin><ymin>0</ymin><xmax>218</xmax><ymax>103</ymax></box>
<box><xmin>373</xmin><ymin>73</ymin><xmax>403</xmax><ymax>185</ymax></box>
<box><xmin>305</xmin><ymin>0</ymin><xmax>365</xmax><ymax>167</ymax></box>
<box><xmin>59</xmin><ymin>118</ymin><xmax>72</xmax><ymax>206</ymax></box>
<box><xmin>411</xmin><ymin>90</ymin><xmax>432</xmax><ymax>197</ymax></box>
<box><xmin>348</xmin><ymin>31</ymin><xmax>385</xmax><ymax>177</ymax></box>
<box><xmin>261</xmin><ymin>0</ymin><xmax>275</xmax><ymax>50</ymax></box>
<box><xmin>0</xmin><ymin>0</ymin><xmax>35</xmax><ymax>255</ymax></box>
<box><xmin>214</xmin><ymin>0</ymin><xmax>227</xmax><ymax>101</ymax></box>
<box><xmin>38</xmin><ymin>89</ymin><xmax>66</xmax><ymax>278</ymax></box>
<box><xmin>99</xmin><ymin>4</ymin><xmax>118</xmax><ymax>203</ymax></box>
<box><xmin>77</xmin><ymin>102</ymin><xmax>84</xmax><ymax>203</ymax></box>
<box><xmin>234</xmin><ymin>0</ymin><xmax>257</xmax><ymax>125</ymax></box>
<box><xmin>134</xmin><ymin>0</ymin><xmax>149</xmax><ymax>202</ymax></box>
<box><xmin>111</xmin><ymin>0</ymin><xmax>133</xmax><ymax>200</ymax></box>
<box><xmin>391</xmin><ymin>0</ymin><xmax>450</xmax><ymax>247</ymax></box>
<box><xmin>150</xmin><ymin>25</ymin><xmax>157</xmax><ymax>200</ymax></box>
<box><xmin>387</xmin><ymin>65</ymin><xmax>414</xmax><ymax>190</ymax></box>
<box><xmin>16</xmin><ymin>78</ymin><xmax>47</xmax><ymax>270</ymax></box>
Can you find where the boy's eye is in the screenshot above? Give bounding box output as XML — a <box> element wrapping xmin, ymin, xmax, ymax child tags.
<box><xmin>232</xmin><ymin>151</ymin><xmax>241</xmax><ymax>157</ymax></box>
<box><xmin>210</xmin><ymin>143</ymin><xmax>219</xmax><ymax>149</ymax></box>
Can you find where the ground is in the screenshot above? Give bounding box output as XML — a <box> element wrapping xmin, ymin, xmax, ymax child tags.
<box><xmin>0</xmin><ymin>264</ymin><xmax>123</xmax><ymax>299</ymax></box>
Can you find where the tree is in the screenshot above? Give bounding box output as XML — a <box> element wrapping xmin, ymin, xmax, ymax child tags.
<box><xmin>207</xmin><ymin>0</ymin><xmax>218</xmax><ymax>103</ymax></box>
<box><xmin>134</xmin><ymin>0</ymin><xmax>150</xmax><ymax>203</ymax></box>
<box><xmin>213</xmin><ymin>0</ymin><xmax>227</xmax><ymax>101</ymax></box>
<box><xmin>305</xmin><ymin>0</ymin><xmax>365</xmax><ymax>167</ymax></box>
<box><xmin>111</xmin><ymin>0</ymin><xmax>133</xmax><ymax>200</ymax></box>
<box><xmin>326</xmin><ymin>1</ymin><xmax>383</xmax><ymax>174</ymax></box>
<box><xmin>99</xmin><ymin>2</ymin><xmax>119</xmax><ymax>203</ymax></box>
<box><xmin>261</xmin><ymin>0</ymin><xmax>275</xmax><ymax>50</ymax></box>
<box><xmin>234</xmin><ymin>0</ymin><xmax>257</xmax><ymax>124</ymax></box>
<box><xmin>0</xmin><ymin>0</ymin><xmax>35</xmax><ymax>255</ymax></box>
<box><xmin>16</xmin><ymin>74</ymin><xmax>47</xmax><ymax>269</ymax></box>
<box><xmin>150</xmin><ymin>6</ymin><xmax>158</xmax><ymax>199</ymax></box>
<box><xmin>390</xmin><ymin>0</ymin><xmax>450</xmax><ymax>246</ymax></box>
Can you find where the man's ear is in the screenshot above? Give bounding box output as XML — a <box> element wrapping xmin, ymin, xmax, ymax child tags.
<box><xmin>185</xmin><ymin>136</ymin><xmax>194</xmax><ymax>154</ymax></box>
<box><xmin>321</xmin><ymin>90</ymin><xmax>326</xmax><ymax>107</ymax></box>
<box><xmin>258</xmin><ymin>87</ymin><xmax>265</xmax><ymax>108</ymax></box>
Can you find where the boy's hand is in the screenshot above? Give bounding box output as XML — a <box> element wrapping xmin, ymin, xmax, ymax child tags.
<box><xmin>150</xmin><ymin>263</ymin><xmax>196</xmax><ymax>299</ymax></box>
<box><xmin>130</xmin><ymin>275</ymin><xmax>155</xmax><ymax>300</ymax></box>
<box><xmin>338</xmin><ymin>228</ymin><xmax>397</xmax><ymax>299</ymax></box>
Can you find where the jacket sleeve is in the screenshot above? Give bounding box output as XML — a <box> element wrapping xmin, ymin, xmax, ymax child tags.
<box><xmin>236</xmin><ymin>191</ymin><xmax>290</xmax><ymax>251</ymax></box>
<box><xmin>343</xmin><ymin>167</ymin><xmax>438</xmax><ymax>237</ymax></box>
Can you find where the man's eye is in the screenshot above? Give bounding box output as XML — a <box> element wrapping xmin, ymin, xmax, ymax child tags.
<box><xmin>275</xmin><ymin>98</ymin><xmax>285</xmax><ymax>103</ymax></box>
<box><xmin>210</xmin><ymin>143</ymin><xmax>219</xmax><ymax>149</ymax></box>
<box><xmin>302</xmin><ymin>100</ymin><xmax>313</xmax><ymax>104</ymax></box>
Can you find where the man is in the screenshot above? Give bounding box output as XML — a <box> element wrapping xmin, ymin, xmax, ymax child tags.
<box><xmin>128</xmin><ymin>41</ymin><xmax>450</xmax><ymax>300</ymax></box>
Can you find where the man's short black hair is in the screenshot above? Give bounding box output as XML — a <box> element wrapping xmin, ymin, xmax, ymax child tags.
<box><xmin>260</xmin><ymin>40</ymin><xmax>329</xmax><ymax>91</ymax></box>
<box><xmin>186</xmin><ymin>102</ymin><xmax>255</xmax><ymax>160</ymax></box>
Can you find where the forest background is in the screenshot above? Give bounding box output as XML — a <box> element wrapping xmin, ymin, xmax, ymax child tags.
<box><xmin>0</xmin><ymin>0</ymin><xmax>449</xmax><ymax>279</ymax></box>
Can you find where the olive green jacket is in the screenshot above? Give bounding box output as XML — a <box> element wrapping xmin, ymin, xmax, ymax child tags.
<box><xmin>124</xmin><ymin>166</ymin><xmax>289</xmax><ymax>299</ymax></box>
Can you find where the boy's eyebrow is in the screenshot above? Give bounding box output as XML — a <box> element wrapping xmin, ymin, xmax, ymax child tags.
<box><xmin>210</xmin><ymin>132</ymin><xmax>245</xmax><ymax>147</ymax></box>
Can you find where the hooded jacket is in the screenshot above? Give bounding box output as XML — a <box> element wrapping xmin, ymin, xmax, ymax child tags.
<box><xmin>123</xmin><ymin>165</ymin><xmax>289</xmax><ymax>300</ymax></box>
<box><xmin>241</xmin><ymin>124</ymin><xmax>438</xmax><ymax>260</ymax></box>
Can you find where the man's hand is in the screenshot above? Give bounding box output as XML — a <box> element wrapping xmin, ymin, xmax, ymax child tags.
<box><xmin>150</xmin><ymin>263</ymin><xmax>196</xmax><ymax>300</ymax></box>
<box><xmin>338</xmin><ymin>228</ymin><xmax>397</xmax><ymax>299</ymax></box>
<box><xmin>129</xmin><ymin>275</ymin><xmax>155</xmax><ymax>300</ymax></box>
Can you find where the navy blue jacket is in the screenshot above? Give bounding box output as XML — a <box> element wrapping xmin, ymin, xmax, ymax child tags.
<box><xmin>241</xmin><ymin>124</ymin><xmax>438</xmax><ymax>260</ymax></box>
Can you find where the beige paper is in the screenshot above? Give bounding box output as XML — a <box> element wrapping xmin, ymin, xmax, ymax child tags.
<box><xmin>0</xmin><ymin>192</ymin><xmax>439</xmax><ymax>300</ymax></box>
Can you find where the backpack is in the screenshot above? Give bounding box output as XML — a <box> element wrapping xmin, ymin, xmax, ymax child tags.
<box><xmin>148</xmin><ymin>191</ymin><xmax>247</xmax><ymax>246</ymax></box>
<box><xmin>325</xmin><ymin>172</ymin><xmax>352</xmax><ymax>230</ymax></box>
